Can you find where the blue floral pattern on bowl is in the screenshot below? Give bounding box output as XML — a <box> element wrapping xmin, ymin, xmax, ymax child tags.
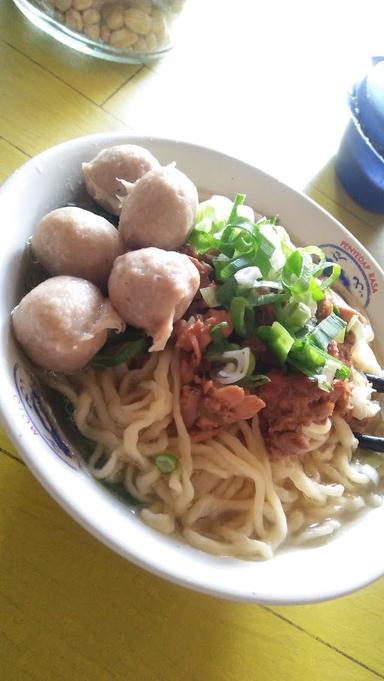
<box><xmin>13</xmin><ymin>362</ymin><xmax>80</xmax><ymax>469</ymax></box>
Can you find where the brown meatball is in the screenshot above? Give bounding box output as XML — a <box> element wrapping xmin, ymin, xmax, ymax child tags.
<box><xmin>118</xmin><ymin>165</ymin><xmax>198</xmax><ymax>251</ymax></box>
<box><xmin>12</xmin><ymin>276</ymin><xmax>125</xmax><ymax>372</ymax></box>
<box><xmin>31</xmin><ymin>207</ymin><xmax>121</xmax><ymax>290</ymax></box>
<box><xmin>108</xmin><ymin>248</ymin><xmax>200</xmax><ymax>351</ymax></box>
<box><xmin>82</xmin><ymin>144</ymin><xmax>160</xmax><ymax>216</ymax></box>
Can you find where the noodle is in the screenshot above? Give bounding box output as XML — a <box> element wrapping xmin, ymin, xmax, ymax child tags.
<box><xmin>46</xmin><ymin>346</ymin><xmax>383</xmax><ymax>560</ymax></box>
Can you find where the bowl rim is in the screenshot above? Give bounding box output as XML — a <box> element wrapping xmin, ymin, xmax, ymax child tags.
<box><xmin>1</xmin><ymin>131</ymin><xmax>384</xmax><ymax>605</ymax></box>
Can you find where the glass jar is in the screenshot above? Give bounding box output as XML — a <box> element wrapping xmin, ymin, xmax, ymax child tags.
<box><xmin>11</xmin><ymin>0</ymin><xmax>186</xmax><ymax>63</ymax></box>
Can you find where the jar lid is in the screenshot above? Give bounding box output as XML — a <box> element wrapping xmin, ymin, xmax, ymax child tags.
<box><xmin>351</xmin><ymin>57</ymin><xmax>384</xmax><ymax>154</ymax></box>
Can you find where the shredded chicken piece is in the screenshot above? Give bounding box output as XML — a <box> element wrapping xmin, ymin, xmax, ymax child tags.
<box><xmin>174</xmin><ymin>309</ymin><xmax>232</xmax><ymax>364</ymax></box>
<box><xmin>327</xmin><ymin>333</ymin><xmax>354</xmax><ymax>366</ymax></box>
<box><xmin>180</xmin><ymin>380</ymin><xmax>265</xmax><ymax>441</ymax></box>
<box><xmin>187</xmin><ymin>256</ymin><xmax>213</xmax><ymax>288</ymax></box>
<box><xmin>330</xmin><ymin>291</ymin><xmax>368</xmax><ymax>324</ymax></box>
<box><xmin>317</xmin><ymin>290</ymin><xmax>368</xmax><ymax>324</ymax></box>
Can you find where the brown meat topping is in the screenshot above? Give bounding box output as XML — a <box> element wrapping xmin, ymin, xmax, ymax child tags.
<box><xmin>180</xmin><ymin>380</ymin><xmax>265</xmax><ymax>440</ymax></box>
<box><xmin>256</xmin><ymin>369</ymin><xmax>352</xmax><ymax>457</ymax></box>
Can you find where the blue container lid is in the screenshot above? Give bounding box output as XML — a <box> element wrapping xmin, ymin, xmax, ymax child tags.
<box><xmin>352</xmin><ymin>57</ymin><xmax>384</xmax><ymax>154</ymax></box>
<box><xmin>336</xmin><ymin>57</ymin><xmax>384</xmax><ymax>212</ymax></box>
<box><xmin>336</xmin><ymin>118</ymin><xmax>384</xmax><ymax>212</ymax></box>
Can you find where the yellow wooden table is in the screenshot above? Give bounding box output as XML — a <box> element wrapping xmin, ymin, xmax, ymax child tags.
<box><xmin>1</xmin><ymin>1</ymin><xmax>384</xmax><ymax>679</ymax></box>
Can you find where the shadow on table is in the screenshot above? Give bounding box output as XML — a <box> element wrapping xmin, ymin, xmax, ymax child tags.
<box><xmin>0</xmin><ymin>457</ymin><xmax>323</xmax><ymax>681</ymax></box>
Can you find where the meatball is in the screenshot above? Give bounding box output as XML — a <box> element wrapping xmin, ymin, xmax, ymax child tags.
<box><xmin>82</xmin><ymin>144</ymin><xmax>160</xmax><ymax>216</ymax></box>
<box><xmin>12</xmin><ymin>276</ymin><xmax>125</xmax><ymax>372</ymax></box>
<box><xmin>108</xmin><ymin>248</ymin><xmax>200</xmax><ymax>352</ymax></box>
<box><xmin>118</xmin><ymin>165</ymin><xmax>198</xmax><ymax>251</ymax></box>
<box><xmin>30</xmin><ymin>207</ymin><xmax>121</xmax><ymax>290</ymax></box>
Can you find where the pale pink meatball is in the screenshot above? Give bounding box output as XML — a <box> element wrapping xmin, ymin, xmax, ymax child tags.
<box><xmin>82</xmin><ymin>144</ymin><xmax>160</xmax><ymax>216</ymax></box>
<box><xmin>30</xmin><ymin>207</ymin><xmax>121</xmax><ymax>290</ymax></box>
<box><xmin>108</xmin><ymin>248</ymin><xmax>200</xmax><ymax>352</ymax></box>
<box><xmin>118</xmin><ymin>165</ymin><xmax>198</xmax><ymax>251</ymax></box>
<box><xmin>12</xmin><ymin>276</ymin><xmax>125</xmax><ymax>372</ymax></box>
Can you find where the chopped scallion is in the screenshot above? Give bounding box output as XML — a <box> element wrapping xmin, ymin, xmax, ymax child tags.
<box><xmin>314</xmin><ymin>262</ymin><xmax>342</xmax><ymax>289</ymax></box>
<box><xmin>200</xmin><ymin>285</ymin><xmax>220</xmax><ymax>308</ymax></box>
<box><xmin>91</xmin><ymin>337</ymin><xmax>146</xmax><ymax>368</ymax></box>
<box><xmin>309</xmin><ymin>313</ymin><xmax>347</xmax><ymax>350</ymax></box>
<box><xmin>216</xmin><ymin>347</ymin><xmax>252</xmax><ymax>384</ymax></box>
<box><xmin>155</xmin><ymin>453</ymin><xmax>178</xmax><ymax>474</ymax></box>
<box><xmin>227</xmin><ymin>193</ymin><xmax>246</xmax><ymax>224</ymax></box>
<box><xmin>210</xmin><ymin>321</ymin><xmax>230</xmax><ymax>343</ymax></box>
<box><xmin>249</xmin><ymin>292</ymin><xmax>290</xmax><ymax>307</ymax></box>
<box><xmin>230</xmin><ymin>297</ymin><xmax>254</xmax><ymax>337</ymax></box>
<box><xmin>257</xmin><ymin>321</ymin><xmax>295</xmax><ymax>364</ymax></box>
<box><xmin>288</xmin><ymin>339</ymin><xmax>350</xmax><ymax>386</ymax></box>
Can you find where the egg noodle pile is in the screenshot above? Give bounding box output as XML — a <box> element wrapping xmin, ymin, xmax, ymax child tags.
<box><xmin>46</xmin><ymin>348</ymin><xmax>383</xmax><ymax>559</ymax></box>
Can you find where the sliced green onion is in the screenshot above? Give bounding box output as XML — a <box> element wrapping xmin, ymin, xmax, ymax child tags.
<box><xmin>217</xmin><ymin>256</ymin><xmax>255</xmax><ymax>282</ymax></box>
<box><xmin>346</xmin><ymin>314</ymin><xmax>366</xmax><ymax>342</ymax></box>
<box><xmin>230</xmin><ymin>297</ymin><xmax>254</xmax><ymax>337</ymax></box>
<box><xmin>292</xmin><ymin>290</ymin><xmax>318</xmax><ymax>318</ymax></box>
<box><xmin>316</xmin><ymin>263</ymin><xmax>341</xmax><ymax>289</ymax></box>
<box><xmin>321</xmin><ymin>358</ymin><xmax>342</xmax><ymax>386</ymax></box>
<box><xmin>277</xmin><ymin>300</ymin><xmax>313</xmax><ymax>332</ymax></box>
<box><xmin>217</xmin><ymin>276</ymin><xmax>238</xmax><ymax>308</ymax></box>
<box><xmin>205</xmin><ymin>341</ymin><xmax>240</xmax><ymax>361</ymax></box>
<box><xmin>195</xmin><ymin>195</ymin><xmax>233</xmax><ymax>229</ymax></box>
<box><xmin>200</xmin><ymin>286</ymin><xmax>220</xmax><ymax>308</ymax></box>
<box><xmin>186</xmin><ymin>190</ymin><xmax>351</xmax><ymax>388</ymax></box>
<box><xmin>216</xmin><ymin>347</ymin><xmax>251</xmax><ymax>384</ymax></box>
<box><xmin>303</xmin><ymin>245</ymin><xmax>326</xmax><ymax>265</ymax></box>
<box><xmin>91</xmin><ymin>337</ymin><xmax>146</xmax><ymax>368</ymax></box>
<box><xmin>246</xmin><ymin>349</ymin><xmax>256</xmax><ymax>376</ymax></box>
<box><xmin>255</xmin><ymin>228</ymin><xmax>276</xmax><ymax>259</ymax></box>
<box><xmin>237</xmin><ymin>204</ymin><xmax>255</xmax><ymax>223</ymax></box>
<box><xmin>257</xmin><ymin>321</ymin><xmax>295</xmax><ymax>364</ymax></box>
<box><xmin>227</xmin><ymin>193</ymin><xmax>246</xmax><ymax>224</ymax></box>
<box><xmin>282</xmin><ymin>249</ymin><xmax>313</xmax><ymax>293</ymax></box>
<box><xmin>155</xmin><ymin>453</ymin><xmax>178</xmax><ymax>474</ymax></box>
<box><xmin>289</xmin><ymin>339</ymin><xmax>332</xmax><ymax>370</ymax></box>
<box><xmin>333</xmin><ymin>304</ymin><xmax>341</xmax><ymax>317</ymax></box>
<box><xmin>251</xmin><ymin>251</ymin><xmax>272</xmax><ymax>278</ymax></box>
<box><xmin>213</xmin><ymin>253</ymin><xmax>230</xmax><ymax>277</ymax></box>
<box><xmin>232</xmin><ymin>230</ymin><xmax>255</xmax><ymax>253</ymax></box>
<box><xmin>288</xmin><ymin>339</ymin><xmax>350</xmax><ymax>384</ymax></box>
<box><xmin>234</xmin><ymin>266</ymin><xmax>262</xmax><ymax>287</ymax></box>
<box><xmin>334</xmin><ymin>363</ymin><xmax>351</xmax><ymax>380</ymax></box>
<box><xmin>237</xmin><ymin>374</ymin><xmax>271</xmax><ymax>388</ymax></box>
<box><xmin>251</xmin><ymin>280</ymin><xmax>284</xmax><ymax>290</ymax></box>
<box><xmin>281</xmin><ymin>250</ymin><xmax>303</xmax><ymax>286</ymax></box>
<box><xmin>210</xmin><ymin>321</ymin><xmax>230</xmax><ymax>343</ymax></box>
<box><xmin>249</xmin><ymin>292</ymin><xmax>290</xmax><ymax>307</ymax></box>
<box><xmin>258</xmin><ymin>223</ymin><xmax>287</xmax><ymax>272</ymax></box>
<box><xmin>235</xmin><ymin>351</ymin><xmax>270</xmax><ymax>387</ymax></box>
<box><xmin>102</xmin><ymin>480</ymin><xmax>141</xmax><ymax>506</ymax></box>
<box><xmin>308</xmin><ymin>276</ymin><xmax>325</xmax><ymax>302</ymax></box>
<box><xmin>309</xmin><ymin>313</ymin><xmax>347</xmax><ymax>350</ymax></box>
<box><xmin>188</xmin><ymin>229</ymin><xmax>218</xmax><ymax>254</ymax></box>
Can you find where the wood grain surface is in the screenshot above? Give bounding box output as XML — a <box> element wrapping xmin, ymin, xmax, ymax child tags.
<box><xmin>1</xmin><ymin>1</ymin><xmax>384</xmax><ymax>679</ymax></box>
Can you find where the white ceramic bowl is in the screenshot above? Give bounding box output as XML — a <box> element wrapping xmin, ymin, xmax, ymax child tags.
<box><xmin>1</xmin><ymin>133</ymin><xmax>383</xmax><ymax>604</ymax></box>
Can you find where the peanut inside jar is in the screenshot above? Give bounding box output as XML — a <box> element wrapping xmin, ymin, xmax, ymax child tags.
<box><xmin>46</xmin><ymin>0</ymin><xmax>185</xmax><ymax>53</ymax></box>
